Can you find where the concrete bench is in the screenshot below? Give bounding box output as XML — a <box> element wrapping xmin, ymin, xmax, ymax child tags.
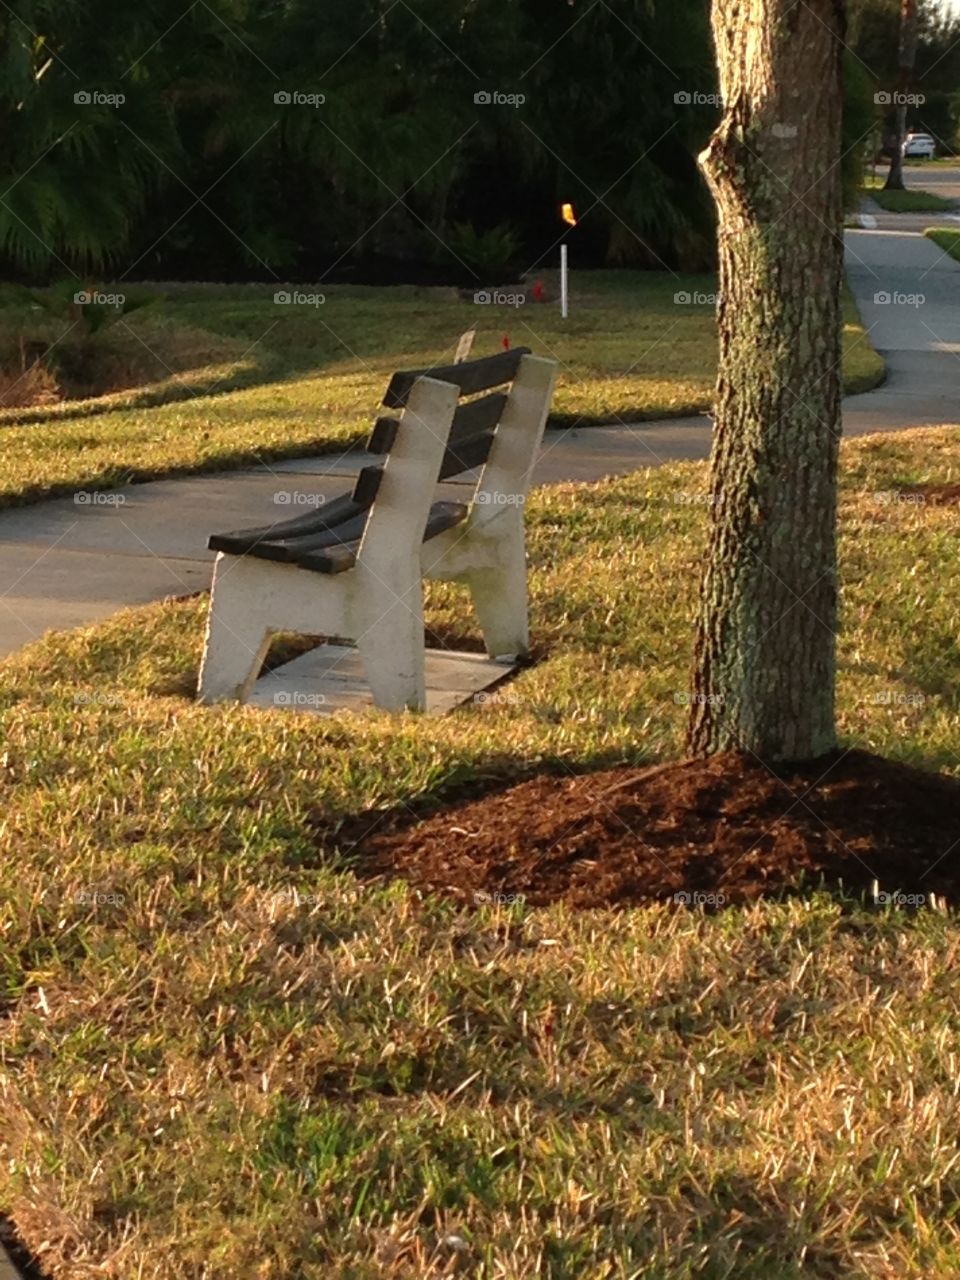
<box><xmin>197</xmin><ymin>348</ymin><xmax>557</xmax><ymax>711</ymax></box>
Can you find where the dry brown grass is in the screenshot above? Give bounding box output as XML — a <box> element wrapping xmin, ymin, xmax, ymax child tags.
<box><xmin>0</xmin><ymin>345</ymin><xmax>60</xmax><ymax>409</ymax></box>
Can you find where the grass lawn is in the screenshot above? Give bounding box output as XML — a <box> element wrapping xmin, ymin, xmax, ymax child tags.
<box><xmin>1</xmin><ymin>427</ymin><xmax>959</xmax><ymax>1278</ymax></box>
<box><xmin>0</xmin><ymin>273</ymin><xmax>882</xmax><ymax>509</ymax></box>
<box><xmin>925</xmin><ymin>227</ymin><xmax>960</xmax><ymax>264</ymax></box>
<box><xmin>862</xmin><ymin>178</ymin><xmax>955</xmax><ymax>213</ymax></box>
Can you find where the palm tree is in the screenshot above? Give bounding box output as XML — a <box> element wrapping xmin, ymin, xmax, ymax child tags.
<box><xmin>0</xmin><ymin>1</ymin><xmax>230</xmax><ymax>273</ymax></box>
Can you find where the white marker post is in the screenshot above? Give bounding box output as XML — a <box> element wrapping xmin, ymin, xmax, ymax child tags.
<box><xmin>559</xmin><ymin>202</ymin><xmax>576</xmax><ymax>320</ymax></box>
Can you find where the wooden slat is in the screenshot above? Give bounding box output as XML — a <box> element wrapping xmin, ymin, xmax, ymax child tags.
<box><xmin>292</xmin><ymin>501</ymin><xmax>468</xmax><ymax>574</ymax></box>
<box><xmin>287</xmin><ymin>543</ymin><xmax>359</xmax><ymax>575</ymax></box>
<box><xmin>351</xmin><ymin>465</ymin><xmax>383</xmax><ymax>507</ymax></box>
<box><xmin>369</xmin><ymin>393</ymin><xmax>506</xmax><ymax>460</ymax></box>
<box><xmin>423</xmin><ymin>500</ymin><xmax>469</xmax><ymax>540</ymax></box>
<box><xmin>439</xmin><ymin>430</ymin><xmax>495</xmax><ymax>480</ymax></box>
<box><xmin>210</xmin><ymin>470</ymin><xmax>384</xmax><ymax>559</ymax></box>
<box><xmin>208</xmin><ymin>492</ymin><xmax>363</xmax><ymax>556</ymax></box>
<box><xmin>255</xmin><ymin>510</ymin><xmax>370</xmax><ymax>563</ymax></box>
<box><xmin>449</xmin><ymin>392</ymin><xmax>508</xmax><ymax>445</ymax></box>
<box><xmin>212</xmin><ymin>352</ymin><xmax>514</xmax><ymax>566</ymax></box>
<box><xmin>383</xmin><ymin>348</ymin><xmax>531</xmax><ymax>409</ymax></box>
<box><xmin>368</xmin><ymin>417</ymin><xmax>399</xmax><ymax>454</ymax></box>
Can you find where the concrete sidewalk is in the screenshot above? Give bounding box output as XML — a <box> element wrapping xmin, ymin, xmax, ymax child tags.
<box><xmin>844</xmin><ymin>228</ymin><xmax>960</xmax><ymax>351</ymax></box>
<box><xmin>1</xmin><ymin>228</ymin><xmax>958</xmax><ymax>659</ymax></box>
<box><xmin>842</xmin><ymin>227</ymin><xmax>960</xmax><ymax>431</ymax></box>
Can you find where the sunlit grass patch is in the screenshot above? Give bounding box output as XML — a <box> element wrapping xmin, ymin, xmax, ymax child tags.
<box><xmin>0</xmin><ymin>273</ymin><xmax>883</xmax><ymax>508</ymax></box>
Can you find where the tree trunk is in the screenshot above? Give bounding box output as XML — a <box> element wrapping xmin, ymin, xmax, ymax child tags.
<box><xmin>686</xmin><ymin>0</ymin><xmax>846</xmax><ymax>763</ymax></box>
<box><xmin>884</xmin><ymin>0</ymin><xmax>919</xmax><ymax>191</ymax></box>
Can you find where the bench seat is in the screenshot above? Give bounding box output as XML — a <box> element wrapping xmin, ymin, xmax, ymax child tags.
<box><xmin>209</xmin><ymin>498</ymin><xmax>468</xmax><ymax>573</ymax></box>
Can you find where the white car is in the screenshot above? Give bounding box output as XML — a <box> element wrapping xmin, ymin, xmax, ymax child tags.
<box><xmin>903</xmin><ymin>133</ymin><xmax>936</xmax><ymax>160</ymax></box>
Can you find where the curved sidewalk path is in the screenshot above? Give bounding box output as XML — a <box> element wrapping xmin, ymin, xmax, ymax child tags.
<box><xmin>0</xmin><ymin>229</ymin><xmax>957</xmax><ymax>659</ymax></box>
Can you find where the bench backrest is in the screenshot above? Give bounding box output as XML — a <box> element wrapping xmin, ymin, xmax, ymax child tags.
<box><xmin>339</xmin><ymin>347</ymin><xmax>538</xmax><ymax>522</ymax></box>
<box><xmin>370</xmin><ymin>345</ymin><xmax>531</xmax><ymax>473</ymax></box>
<box><xmin>351</xmin><ymin>347</ymin><xmax>556</xmax><ymax>571</ymax></box>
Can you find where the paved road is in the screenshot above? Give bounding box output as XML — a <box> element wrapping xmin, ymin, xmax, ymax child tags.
<box><xmin>861</xmin><ymin>162</ymin><xmax>960</xmax><ymax>203</ymax></box>
<box><xmin>859</xmin><ymin>162</ymin><xmax>960</xmax><ymax>231</ymax></box>
<box><xmin>861</xmin><ymin>209</ymin><xmax>960</xmax><ymax>232</ymax></box>
<box><xmin>0</xmin><ymin>227</ymin><xmax>957</xmax><ymax>659</ymax></box>
<box><xmin>900</xmin><ymin>162</ymin><xmax>960</xmax><ymax>201</ymax></box>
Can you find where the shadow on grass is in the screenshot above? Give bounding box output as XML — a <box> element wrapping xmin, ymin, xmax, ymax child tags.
<box><xmin>0</xmin><ymin>1216</ymin><xmax>52</xmax><ymax>1280</ymax></box>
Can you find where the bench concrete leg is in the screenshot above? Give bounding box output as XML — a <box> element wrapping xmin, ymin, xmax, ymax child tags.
<box><xmin>356</xmin><ymin>589</ymin><xmax>427</xmax><ymax>712</ymax></box>
<box><xmin>197</xmin><ymin>555</ymin><xmax>273</xmax><ymax>704</ymax></box>
<box><xmin>468</xmin><ymin>547</ymin><xmax>529</xmax><ymax>660</ymax></box>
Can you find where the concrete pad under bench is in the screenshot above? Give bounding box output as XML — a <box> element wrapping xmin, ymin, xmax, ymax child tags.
<box><xmin>247</xmin><ymin>644</ymin><xmax>517</xmax><ymax>716</ymax></box>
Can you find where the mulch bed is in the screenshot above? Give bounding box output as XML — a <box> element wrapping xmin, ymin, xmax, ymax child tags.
<box><xmin>329</xmin><ymin>750</ymin><xmax>960</xmax><ymax>909</ymax></box>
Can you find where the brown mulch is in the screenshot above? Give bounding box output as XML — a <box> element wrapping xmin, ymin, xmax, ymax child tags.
<box><xmin>329</xmin><ymin>750</ymin><xmax>960</xmax><ymax>909</ymax></box>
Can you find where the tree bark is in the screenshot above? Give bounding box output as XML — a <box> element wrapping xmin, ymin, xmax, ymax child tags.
<box><xmin>686</xmin><ymin>0</ymin><xmax>846</xmax><ymax>763</ymax></box>
<box><xmin>884</xmin><ymin>0</ymin><xmax>919</xmax><ymax>192</ymax></box>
